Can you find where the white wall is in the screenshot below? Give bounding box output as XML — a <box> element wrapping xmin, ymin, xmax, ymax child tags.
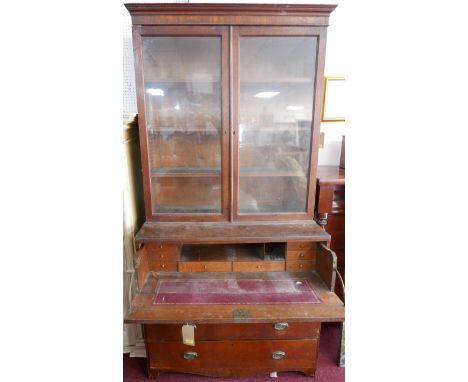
<box><xmin>123</xmin><ymin>0</ymin><xmax>346</xmax><ymax>165</ymax></box>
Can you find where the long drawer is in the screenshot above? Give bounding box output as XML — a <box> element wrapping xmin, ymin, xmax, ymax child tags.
<box><xmin>286</xmin><ymin>260</ymin><xmax>316</xmax><ymax>272</ymax></box>
<box><xmin>145</xmin><ymin>322</ymin><xmax>320</xmax><ymax>342</ymax></box>
<box><xmin>148</xmin><ymin>261</ymin><xmax>178</xmax><ymax>272</ymax></box>
<box><xmin>232</xmin><ymin>261</ymin><xmax>285</xmax><ymax>272</ymax></box>
<box><xmin>178</xmin><ymin>261</ymin><xmax>232</xmax><ymax>272</ymax></box>
<box><xmin>147</xmin><ymin>339</ymin><xmax>318</xmax><ymax>372</ymax></box>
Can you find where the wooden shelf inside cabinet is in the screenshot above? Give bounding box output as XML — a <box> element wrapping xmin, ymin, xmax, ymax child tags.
<box><xmin>151</xmin><ymin>167</ymin><xmax>221</xmax><ymax>178</ymax></box>
<box><xmin>239</xmin><ymin>168</ymin><xmax>305</xmax><ymax>177</ymax></box>
<box><xmin>148</xmin><ymin>127</ymin><xmax>220</xmax><ymax>134</ymax></box>
<box><xmin>146</xmin><ymin>80</ymin><xmax>221</xmax><ymax>84</ymax></box>
<box><xmin>241</xmin><ymin>78</ymin><xmax>314</xmax><ymax>84</ymax></box>
<box><xmin>240</xmin><ymin>127</ymin><xmax>310</xmax><ymax>132</ymax></box>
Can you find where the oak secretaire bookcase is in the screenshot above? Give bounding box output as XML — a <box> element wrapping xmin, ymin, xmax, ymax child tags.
<box><xmin>124</xmin><ymin>3</ymin><xmax>344</xmax><ymax>378</ymax></box>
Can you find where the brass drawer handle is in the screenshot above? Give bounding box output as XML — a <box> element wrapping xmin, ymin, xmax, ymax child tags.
<box><xmin>272</xmin><ymin>351</ymin><xmax>286</xmax><ymax>360</ymax></box>
<box><xmin>183</xmin><ymin>351</ymin><xmax>198</xmax><ymax>360</ymax></box>
<box><xmin>299</xmin><ymin>252</ymin><xmax>304</xmax><ymax>257</ymax></box>
<box><xmin>274</xmin><ymin>322</ymin><xmax>289</xmax><ymax>331</ymax></box>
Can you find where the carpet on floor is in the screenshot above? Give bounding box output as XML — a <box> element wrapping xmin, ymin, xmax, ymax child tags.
<box><xmin>123</xmin><ymin>322</ymin><xmax>344</xmax><ymax>382</ymax></box>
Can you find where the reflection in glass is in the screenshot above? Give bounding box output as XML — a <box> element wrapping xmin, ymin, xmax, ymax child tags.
<box><xmin>142</xmin><ymin>37</ymin><xmax>222</xmax><ymax>214</ymax></box>
<box><xmin>238</xmin><ymin>36</ymin><xmax>318</xmax><ymax>213</ymax></box>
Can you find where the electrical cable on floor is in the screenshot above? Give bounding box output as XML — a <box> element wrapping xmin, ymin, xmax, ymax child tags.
<box><xmin>335</xmin><ymin>269</ymin><xmax>345</xmax><ymax>305</ymax></box>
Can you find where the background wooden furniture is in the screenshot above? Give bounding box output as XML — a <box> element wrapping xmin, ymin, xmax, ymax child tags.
<box><xmin>125</xmin><ymin>3</ymin><xmax>343</xmax><ymax>378</ymax></box>
<box><xmin>315</xmin><ymin>165</ymin><xmax>345</xmax><ymax>301</ymax></box>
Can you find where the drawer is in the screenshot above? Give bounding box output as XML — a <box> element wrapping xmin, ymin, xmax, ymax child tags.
<box><xmin>287</xmin><ymin>242</ymin><xmax>317</xmax><ymax>251</ymax></box>
<box><xmin>232</xmin><ymin>261</ymin><xmax>285</xmax><ymax>272</ymax></box>
<box><xmin>286</xmin><ymin>260</ymin><xmax>316</xmax><ymax>272</ymax></box>
<box><xmin>147</xmin><ymin>339</ymin><xmax>318</xmax><ymax>372</ymax></box>
<box><xmin>149</xmin><ymin>251</ymin><xmax>180</xmax><ymax>261</ymax></box>
<box><xmin>286</xmin><ymin>249</ymin><xmax>316</xmax><ymax>260</ymax></box>
<box><xmin>178</xmin><ymin>261</ymin><xmax>232</xmax><ymax>272</ymax></box>
<box><xmin>146</xmin><ymin>242</ymin><xmax>181</xmax><ymax>258</ymax></box>
<box><xmin>149</xmin><ymin>261</ymin><xmax>178</xmax><ymax>272</ymax></box>
<box><xmin>145</xmin><ymin>322</ymin><xmax>320</xmax><ymax>342</ymax></box>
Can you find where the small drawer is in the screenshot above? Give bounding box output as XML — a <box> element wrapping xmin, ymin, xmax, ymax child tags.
<box><xmin>286</xmin><ymin>260</ymin><xmax>316</xmax><ymax>272</ymax></box>
<box><xmin>233</xmin><ymin>261</ymin><xmax>285</xmax><ymax>272</ymax></box>
<box><xmin>286</xmin><ymin>249</ymin><xmax>316</xmax><ymax>260</ymax></box>
<box><xmin>287</xmin><ymin>242</ymin><xmax>316</xmax><ymax>251</ymax></box>
<box><xmin>150</xmin><ymin>251</ymin><xmax>180</xmax><ymax>261</ymax></box>
<box><xmin>145</xmin><ymin>322</ymin><xmax>320</xmax><ymax>342</ymax></box>
<box><xmin>178</xmin><ymin>261</ymin><xmax>232</xmax><ymax>272</ymax></box>
<box><xmin>146</xmin><ymin>242</ymin><xmax>181</xmax><ymax>256</ymax></box>
<box><xmin>149</xmin><ymin>261</ymin><xmax>178</xmax><ymax>272</ymax></box>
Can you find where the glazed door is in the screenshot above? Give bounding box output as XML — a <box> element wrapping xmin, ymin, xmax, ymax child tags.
<box><xmin>134</xmin><ymin>26</ymin><xmax>229</xmax><ymax>221</ymax></box>
<box><xmin>232</xmin><ymin>27</ymin><xmax>326</xmax><ymax>220</ymax></box>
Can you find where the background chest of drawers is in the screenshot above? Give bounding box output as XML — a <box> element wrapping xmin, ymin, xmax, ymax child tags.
<box><xmin>315</xmin><ymin>165</ymin><xmax>345</xmax><ymax>301</ymax></box>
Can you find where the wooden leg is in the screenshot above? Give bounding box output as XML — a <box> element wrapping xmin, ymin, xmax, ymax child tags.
<box><xmin>338</xmin><ymin>322</ymin><xmax>345</xmax><ymax>367</ymax></box>
<box><xmin>148</xmin><ymin>369</ymin><xmax>160</xmax><ymax>378</ymax></box>
<box><xmin>302</xmin><ymin>368</ymin><xmax>316</xmax><ymax>377</ymax></box>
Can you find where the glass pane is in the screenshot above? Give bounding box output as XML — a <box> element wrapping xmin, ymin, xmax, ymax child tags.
<box><xmin>142</xmin><ymin>37</ymin><xmax>222</xmax><ymax>214</ymax></box>
<box><xmin>238</xmin><ymin>36</ymin><xmax>317</xmax><ymax>213</ymax></box>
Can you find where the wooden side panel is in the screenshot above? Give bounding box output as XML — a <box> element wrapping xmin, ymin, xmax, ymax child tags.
<box><xmin>316</xmin><ymin>243</ymin><xmax>337</xmax><ymax>292</ymax></box>
<box><xmin>135</xmin><ymin>244</ymin><xmax>149</xmax><ymax>290</ymax></box>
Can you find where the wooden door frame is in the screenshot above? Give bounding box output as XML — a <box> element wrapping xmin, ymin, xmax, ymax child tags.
<box><xmin>132</xmin><ymin>25</ymin><xmax>230</xmax><ymax>222</ymax></box>
<box><xmin>231</xmin><ymin>26</ymin><xmax>328</xmax><ymax>221</ymax></box>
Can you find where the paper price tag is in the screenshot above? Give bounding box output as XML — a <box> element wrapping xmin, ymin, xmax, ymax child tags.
<box><xmin>182</xmin><ymin>324</ymin><xmax>196</xmax><ymax>346</ymax></box>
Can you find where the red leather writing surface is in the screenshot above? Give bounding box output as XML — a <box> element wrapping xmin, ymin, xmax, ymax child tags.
<box><xmin>153</xmin><ymin>278</ymin><xmax>321</xmax><ymax>305</ymax></box>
